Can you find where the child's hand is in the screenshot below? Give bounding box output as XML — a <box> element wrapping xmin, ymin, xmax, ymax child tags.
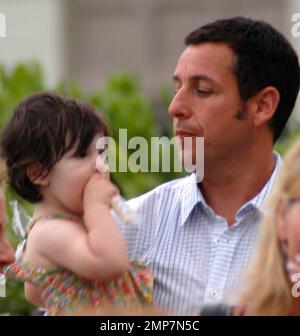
<box><xmin>83</xmin><ymin>172</ymin><xmax>119</xmax><ymax>209</ymax></box>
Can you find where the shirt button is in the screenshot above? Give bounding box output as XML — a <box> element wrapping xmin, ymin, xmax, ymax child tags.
<box><xmin>210</xmin><ymin>290</ymin><xmax>218</xmax><ymax>299</ymax></box>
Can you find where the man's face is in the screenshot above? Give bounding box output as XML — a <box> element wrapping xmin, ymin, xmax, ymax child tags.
<box><xmin>0</xmin><ymin>188</ymin><xmax>15</xmax><ymax>272</ymax></box>
<box><xmin>169</xmin><ymin>43</ymin><xmax>255</xmax><ymax>168</ymax></box>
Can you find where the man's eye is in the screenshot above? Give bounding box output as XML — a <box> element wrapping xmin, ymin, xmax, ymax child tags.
<box><xmin>197</xmin><ymin>89</ymin><xmax>212</xmax><ymax>96</ymax></box>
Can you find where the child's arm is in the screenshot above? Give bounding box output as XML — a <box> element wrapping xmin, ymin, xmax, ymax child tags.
<box><xmin>24</xmin><ymin>282</ymin><xmax>45</xmax><ymax>308</ymax></box>
<box><xmin>82</xmin><ymin>172</ymin><xmax>130</xmax><ymax>278</ymax></box>
<box><xmin>27</xmin><ymin>173</ymin><xmax>129</xmax><ymax>282</ymax></box>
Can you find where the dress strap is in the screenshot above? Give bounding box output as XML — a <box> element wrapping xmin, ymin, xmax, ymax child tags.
<box><xmin>19</xmin><ymin>213</ymin><xmax>83</xmax><ymax>258</ymax></box>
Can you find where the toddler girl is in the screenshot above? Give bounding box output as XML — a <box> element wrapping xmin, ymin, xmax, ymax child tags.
<box><xmin>1</xmin><ymin>92</ymin><xmax>152</xmax><ymax>315</ymax></box>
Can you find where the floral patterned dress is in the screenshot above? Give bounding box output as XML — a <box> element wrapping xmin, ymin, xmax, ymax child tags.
<box><xmin>5</xmin><ymin>214</ymin><xmax>153</xmax><ymax>315</ymax></box>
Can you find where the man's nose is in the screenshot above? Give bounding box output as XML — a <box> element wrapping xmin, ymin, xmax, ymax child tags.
<box><xmin>0</xmin><ymin>237</ymin><xmax>15</xmax><ymax>272</ymax></box>
<box><xmin>168</xmin><ymin>89</ymin><xmax>192</xmax><ymax>119</ymax></box>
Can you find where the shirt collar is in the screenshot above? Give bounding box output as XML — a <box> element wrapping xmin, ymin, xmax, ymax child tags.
<box><xmin>180</xmin><ymin>173</ymin><xmax>206</xmax><ymax>227</ymax></box>
<box><xmin>180</xmin><ymin>151</ymin><xmax>282</xmax><ymax>226</ymax></box>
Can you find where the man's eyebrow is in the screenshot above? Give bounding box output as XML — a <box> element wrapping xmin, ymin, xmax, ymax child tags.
<box><xmin>172</xmin><ymin>74</ymin><xmax>217</xmax><ymax>85</ymax></box>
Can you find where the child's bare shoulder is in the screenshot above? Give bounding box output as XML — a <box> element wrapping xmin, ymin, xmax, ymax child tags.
<box><xmin>27</xmin><ymin>218</ymin><xmax>84</xmax><ymax>253</ymax></box>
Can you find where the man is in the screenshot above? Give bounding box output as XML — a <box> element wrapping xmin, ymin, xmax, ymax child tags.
<box><xmin>120</xmin><ymin>17</ymin><xmax>300</xmax><ymax>315</ymax></box>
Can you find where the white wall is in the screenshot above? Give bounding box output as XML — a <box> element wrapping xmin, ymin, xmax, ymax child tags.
<box><xmin>0</xmin><ymin>0</ymin><xmax>68</xmax><ymax>87</ymax></box>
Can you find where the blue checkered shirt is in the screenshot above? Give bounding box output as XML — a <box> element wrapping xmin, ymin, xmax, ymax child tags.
<box><xmin>119</xmin><ymin>153</ymin><xmax>281</xmax><ymax>315</ymax></box>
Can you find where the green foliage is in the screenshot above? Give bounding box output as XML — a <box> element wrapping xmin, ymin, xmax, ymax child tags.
<box><xmin>160</xmin><ymin>83</ymin><xmax>173</xmax><ymax>111</ymax></box>
<box><xmin>2</xmin><ymin>281</ymin><xmax>36</xmax><ymax>316</ymax></box>
<box><xmin>0</xmin><ymin>62</ymin><xmax>44</xmax><ymax>129</ymax></box>
<box><xmin>275</xmin><ymin>122</ymin><xmax>300</xmax><ymax>155</ymax></box>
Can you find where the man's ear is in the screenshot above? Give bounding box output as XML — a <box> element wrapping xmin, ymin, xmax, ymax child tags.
<box><xmin>248</xmin><ymin>86</ymin><xmax>280</xmax><ymax>127</ymax></box>
<box><xmin>26</xmin><ymin>163</ymin><xmax>49</xmax><ymax>187</ymax></box>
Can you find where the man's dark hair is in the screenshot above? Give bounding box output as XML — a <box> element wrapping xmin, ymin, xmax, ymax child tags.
<box><xmin>185</xmin><ymin>17</ymin><xmax>300</xmax><ymax>142</ymax></box>
<box><xmin>1</xmin><ymin>92</ymin><xmax>108</xmax><ymax>203</ymax></box>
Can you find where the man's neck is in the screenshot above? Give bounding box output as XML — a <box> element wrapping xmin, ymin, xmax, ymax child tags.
<box><xmin>199</xmin><ymin>148</ymin><xmax>276</xmax><ymax>225</ymax></box>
